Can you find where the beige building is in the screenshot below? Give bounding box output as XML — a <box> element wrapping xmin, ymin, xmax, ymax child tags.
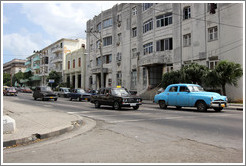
<box><xmin>3</xmin><ymin>59</ymin><xmax>26</xmax><ymax>75</ymax></box>
<box><xmin>86</xmin><ymin>3</ymin><xmax>243</xmax><ymax>100</ymax></box>
<box><xmin>64</xmin><ymin>45</ymin><xmax>87</xmax><ymax>89</ymax></box>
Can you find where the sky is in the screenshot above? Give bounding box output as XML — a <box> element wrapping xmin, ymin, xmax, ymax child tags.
<box><xmin>2</xmin><ymin>1</ymin><xmax>119</xmax><ymax>63</ymax></box>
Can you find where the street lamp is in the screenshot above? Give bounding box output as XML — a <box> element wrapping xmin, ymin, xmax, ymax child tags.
<box><xmin>85</xmin><ymin>29</ymin><xmax>104</xmax><ymax>88</ymax></box>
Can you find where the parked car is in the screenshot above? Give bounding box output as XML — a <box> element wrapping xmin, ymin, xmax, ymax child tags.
<box><xmin>33</xmin><ymin>86</ymin><xmax>58</xmax><ymax>101</ymax></box>
<box><xmin>69</xmin><ymin>89</ymin><xmax>92</xmax><ymax>101</ymax></box>
<box><xmin>90</xmin><ymin>87</ymin><xmax>142</xmax><ymax>110</ymax></box>
<box><xmin>21</xmin><ymin>87</ymin><xmax>32</xmax><ymax>93</ymax></box>
<box><xmin>154</xmin><ymin>84</ymin><xmax>227</xmax><ymax>112</ymax></box>
<box><xmin>57</xmin><ymin>87</ymin><xmax>71</xmax><ymax>97</ymax></box>
<box><xmin>3</xmin><ymin>87</ymin><xmax>17</xmax><ymax>96</ymax></box>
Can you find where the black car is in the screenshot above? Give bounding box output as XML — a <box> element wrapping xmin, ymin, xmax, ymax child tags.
<box><xmin>90</xmin><ymin>87</ymin><xmax>142</xmax><ymax>110</ymax></box>
<box><xmin>69</xmin><ymin>89</ymin><xmax>92</xmax><ymax>101</ymax></box>
<box><xmin>33</xmin><ymin>86</ymin><xmax>58</xmax><ymax>101</ymax></box>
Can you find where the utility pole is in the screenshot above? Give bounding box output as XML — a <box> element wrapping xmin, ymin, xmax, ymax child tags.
<box><xmin>85</xmin><ymin>29</ymin><xmax>104</xmax><ymax>88</ymax></box>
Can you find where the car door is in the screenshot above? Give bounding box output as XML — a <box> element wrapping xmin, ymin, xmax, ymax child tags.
<box><xmin>177</xmin><ymin>86</ymin><xmax>190</xmax><ymax>106</ymax></box>
<box><xmin>167</xmin><ymin>86</ymin><xmax>178</xmax><ymax>106</ymax></box>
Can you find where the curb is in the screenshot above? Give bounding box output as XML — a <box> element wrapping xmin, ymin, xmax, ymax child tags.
<box><xmin>3</xmin><ymin>119</ymin><xmax>83</xmax><ymax>148</ymax></box>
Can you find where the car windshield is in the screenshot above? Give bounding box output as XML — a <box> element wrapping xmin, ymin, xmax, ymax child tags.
<box><xmin>8</xmin><ymin>87</ymin><xmax>15</xmax><ymax>91</ymax></box>
<box><xmin>188</xmin><ymin>85</ymin><xmax>204</xmax><ymax>92</ymax></box>
<box><xmin>111</xmin><ymin>88</ymin><xmax>129</xmax><ymax>96</ymax></box>
<box><xmin>25</xmin><ymin>87</ymin><xmax>31</xmax><ymax>90</ymax></box>
<box><xmin>77</xmin><ymin>89</ymin><xmax>86</xmax><ymax>93</ymax></box>
<box><xmin>63</xmin><ymin>88</ymin><xmax>70</xmax><ymax>92</ymax></box>
<box><xmin>41</xmin><ymin>87</ymin><xmax>52</xmax><ymax>91</ymax></box>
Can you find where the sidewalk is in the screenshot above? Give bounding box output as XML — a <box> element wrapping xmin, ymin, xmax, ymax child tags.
<box><xmin>143</xmin><ymin>100</ymin><xmax>243</xmax><ymax>111</ymax></box>
<box><xmin>3</xmin><ymin>102</ymin><xmax>83</xmax><ymax>148</ymax></box>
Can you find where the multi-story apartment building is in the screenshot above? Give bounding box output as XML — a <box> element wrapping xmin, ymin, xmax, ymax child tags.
<box><xmin>86</xmin><ymin>3</ymin><xmax>243</xmax><ymax>100</ymax></box>
<box><xmin>3</xmin><ymin>59</ymin><xmax>26</xmax><ymax>75</ymax></box>
<box><xmin>64</xmin><ymin>44</ymin><xmax>87</xmax><ymax>89</ymax></box>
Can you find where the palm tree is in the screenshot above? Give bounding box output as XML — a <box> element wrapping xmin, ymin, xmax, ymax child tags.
<box><xmin>213</xmin><ymin>60</ymin><xmax>243</xmax><ymax>96</ymax></box>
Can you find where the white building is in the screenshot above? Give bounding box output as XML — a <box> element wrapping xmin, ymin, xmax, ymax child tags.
<box><xmin>86</xmin><ymin>3</ymin><xmax>243</xmax><ymax>101</ymax></box>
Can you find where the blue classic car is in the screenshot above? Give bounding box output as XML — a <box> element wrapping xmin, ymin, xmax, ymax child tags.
<box><xmin>154</xmin><ymin>84</ymin><xmax>227</xmax><ymax>112</ymax></box>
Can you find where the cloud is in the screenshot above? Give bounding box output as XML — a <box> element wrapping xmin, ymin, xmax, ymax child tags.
<box><xmin>3</xmin><ymin>32</ymin><xmax>52</xmax><ymax>59</ymax></box>
<box><xmin>20</xmin><ymin>2</ymin><xmax>117</xmax><ymax>40</ymax></box>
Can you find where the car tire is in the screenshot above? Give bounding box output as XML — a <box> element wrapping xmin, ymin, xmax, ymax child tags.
<box><xmin>197</xmin><ymin>101</ymin><xmax>207</xmax><ymax>112</ymax></box>
<box><xmin>34</xmin><ymin>97</ymin><xmax>37</xmax><ymax>100</ymax></box>
<box><xmin>176</xmin><ymin>106</ymin><xmax>182</xmax><ymax>110</ymax></box>
<box><xmin>42</xmin><ymin>98</ymin><xmax>45</xmax><ymax>101</ymax></box>
<box><xmin>214</xmin><ymin>108</ymin><xmax>223</xmax><ymax>112</ymax></box>
<box><xmin>70</xmin><ymin>97</ymin><xmax>72</xmax><ymax>101</ymax></box>
<box><xmin>159</xmin><ymin>100</ymin><xmax>167</xmax><ymax>109</ymax></box>
<box><xmin>95</xmin><ymin>101</ymin><xmax>100</xmax><ymax>108</ymax></box>
<box><xmin>79</xmin><ymin>98</ymin><xmax>82</xmax><ymax>101</ymax></box>
<box><xmin>113</xmin><ymin>101</ymin><xmax>121</xmax><ymax>110</ymax></box>
<box><xmin>133</xmin><ymin>105</ymin><xmax>139</xmax><ymax>110</ymax></box>
<box><xmin>54</xmin><ymin>98</ymin><xmax>57</xmax><ymax>101</ymax></box>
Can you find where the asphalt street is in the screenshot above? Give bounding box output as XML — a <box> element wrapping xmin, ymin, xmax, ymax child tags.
<box><xmin>3</xmin><ymin>93</ymin><xmax>244</xmax><ymax>163</ymax></box>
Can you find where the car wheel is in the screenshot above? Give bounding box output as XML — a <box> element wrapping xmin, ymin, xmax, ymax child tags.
<box><xmin>54</xmin><ymin>98</ymin><xmax>57</xmax><ymax>101</ymax></box>
<box><xmin>95</xmin><ymin>101</ymin><xmax>100</xmax><ymax>108</ymax></box>
<box><xmin>79</xmin><ymin>98</ymin><xmax>82</xmax><ymax>101</ymax></box>
<box><xmin>197</xmin><ymin>101</ymin><xmax>207</xmax><ymax>112</ymax></box>
<box><xmin>176</xmin><ymin>106</ymin><xmax>182</xmax><ymax>110</ymax></box>
<box><xmin>159</xmin><ymin>100</ymin><xmax>167</xmax><ymax>109</ymax></box>
<box><xmin>58</xmin><ymin>94</ymin><xmax>60</xmax><ymax>97</ymax></box>
<box><xmin>214</xmin><ymin>107</ymin><xmax>223</xmax><ymax>112</ymax></box>
<box><xmin>70</xmin><ymin>97</ymin><xmax>72</xmax><ymax>101</ymax></box>
<box><xmin>42</xmin><ymin>98</ymin><xmax>45</xmax><ymax>101</ymax></box>
<box><xmin>113</xmin><ymin>101</ymin><xmax>121</xmax><ymax>110</ymax></box>
<box><xmin>133</xmin><ymin>105</ymin><xmax>139</xmax><ymax>110</ymax></box>
<box><xmin>34</xmin><ymin>98</ymin><xmax>37</xmax><ymax>100</ymax></box>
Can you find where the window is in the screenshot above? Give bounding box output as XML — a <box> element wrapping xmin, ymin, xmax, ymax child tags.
<box><xmin>97</xmin><ymin>23</ymin><xmax>101</xmax><ymax>32</ymax></box>
<box><xmin>116</xmin><ymin>52</ymin><xmax>122</xmax><ymax>61</ymax></box>
<box><xmin>96</xmin><ymin>40</ymin><xmax>101</xmax><ymax>48</ymax></box>
<box><xmin>143</xmin><ymin>68</ymin><xmax>147</xmax><ymax>86</ymax></box>
<box><xmin>68</xmin><ymin>61</ymin><xmax>70</xmax><ymax>69</ymax></box>
<box><xmin>208</xmin><ymin>26</ymin><xmax>218</xmax><ymax>41</ymax></box>
<box><xmin>156</xmin><ymin>38</ymin><xmax>173</xmax><ymax>51</ymax></box>
<box><xmin>131</xmin><ymin>70</ymin><xmax>137</xmax><ymax>89</ymax></box>
<box><xmin>108</xmin><ymin>79</ymin><xmax>112</xmax><ymax>87</ymax></box>
<box><xmin>167</xmin><ymin>64</ymin><xmax>173</xmax><ymax>72</ymax></box>
<box><xmin>103</xmin><ymin>18</ymin><xmax>112</xmax><ymax>29</ymax></box>
<box><xmin>143</xmin><ymin>19</ymin><xmax>153</xmax><ymax>33</ymax></box>
<box><xmin>96</xmin><ymin>57</ymin><xmax>101</xmax><ymax>66</ymax></box>
<box><xmin>73</xmin><ymin>59</ymin><xmax>75</xmax><ymax>68</ymax></box>
<box><xmin>117</xmin><ymin>71</ymin><xmax>122</xmax><ymax>86</ymax></box>
<box><xmin>132</xmin><ymin>6</ymin><xmax>137</xmax><ymax>15</ymax></box>
<box><xmin>78</xmin><ymin>58</ymin><xmax>81</xmax><ymax>67</ymax></box>
<box><xmin>180</xmin><ymin>86</ymin><xmax>189</xmax><ymax>92</ymax></box>
<box><xmin>208</xmin><ymin>60</ymin><xmax>218</xmax><ymax>69</ymax></box>
<box><xmin>103</xmin><ymin>36</ymin><xmax>112</xmax><ymax>46</ymax></box>
<box><xmin>208</xmin><ymin>3</ymin><xmax>217</xmax><ymax>14</ymax></box>
<box><xmin>183</xmin><ymin>33</ymin><xmax>191</xmax><ymax>47</ymax></box>
<box><xmin>143</xmin><ymin>42</ymin><xmax>153</xmax><ymax>55</ymax></box>
<box><xmin>132</xmin><ymin>27</ymin><xmax>137</xmax><ymax>37</ymax></box>
<box><xmin>104</xmin><ymin>54</ymin><xmax>112</xmax><ymax>64</ymax></box>
<box><xmin>143</xmin><ymin>3</ymin><xmax>153</xmax><ymax>11</ymax></box>
<box><xmin>169</xmin><ymin>86</ymin><xmax>178</xmax><ymax>92</ymax></box>
<box><xmin>117</xmin><ymin>33</ymin><xmax>121</xmax><ymax>45</ymax></box>
<box><xmin>156</xmin><ymin>13</ymin><xmax>172</xmax><ymax>27</ymax></box>
<box><xmin>183</xmin><ymin>6</ymin><xmax>191</xmax><ymax>20</ymax></box>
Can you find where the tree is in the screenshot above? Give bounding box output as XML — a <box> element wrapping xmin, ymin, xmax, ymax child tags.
<box><xmin>47</xmin><ymin>71</ymin><xmax>62</xmax><ymax>89</ymax></box>
<box><xmin>12</xmin><ymin>71</ymin><xmax>24</xmax><ymax>86</ymax></box>
<box><xmin>161</xmin><ymin>70</ymin><xmax>182</xmax><ymax>89</ymax></box>
<box><xmin>212</xmin><ymin>60</ymin><xmax>243</xmax><ymax>96</ymax></box>
<box><xmin>3</xmin><ymin>73</ymin><xmax>11</xmax><ymax>86</ymax></box>
<box><xmin>23</xmin><ymin>71</ymin><xmax>33</xmax><ymax>87</ymax></box>
<box><xmin>181</xmin><ymin>63</ymin><xmax>208</xmax><ymax>86</ymax></box>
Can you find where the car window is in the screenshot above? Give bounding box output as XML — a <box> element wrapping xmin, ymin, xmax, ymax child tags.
<box><xmin>37</xmin><ymin>87</ymin><xmax>41</xmax><ymax>91</ymax></box>
<box><xmin>169</xmin><ymin>86</ymin><xmax>178</xmax><ymax>92</ymax></box>
<box><xmin>188</xmin><ymin>85</ymin><xmax>204</xmax><ymax>92</ymax></box>
<box><xmin>100</xmin><ymin>89</ymin><xmax>105</xmax><ymax>94</ymax></box>
<box><xmin>179</xmin><ymin>86</ymin><xmax>189</xmax><ymax>92</ymax></box>
<box><xmin>105</xmin><ymin>89</ymin><xmax>111</xmax><ymax>94</ymax></box>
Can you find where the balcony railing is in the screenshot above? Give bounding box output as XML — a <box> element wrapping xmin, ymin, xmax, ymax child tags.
<box><xmin>25</xmin><ymin>61</ymin><xmax>31</xmax><ymax>66</ymax></box>
<box><xmin>25</xmin><ymin>67</ymin><xmax>32</xmax><ymax>73</ymax></box>
<box><xmin>33</xmin><ymin>65</ymin><xmax>40</xmax><ymax>70</ymax></box>
<box><xmin>33</xmin><ymin>56</ymin><xmax>40</xmax><ymax>62</ymax></box>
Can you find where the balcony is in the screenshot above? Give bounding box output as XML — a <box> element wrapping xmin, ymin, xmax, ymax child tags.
<box><xmin>51</xmin><ymin>45</ymin><xmax>63</xmax><ymax>53</ymax></box>
<box><xmin>33</xmin><ymin>65</ymin><xmax>40</xmax><ymax>70</ymax></box>
<box><xmin>52</xmin><ymin>57</ymin><xmax>62</xmax><ymax>63</ymax></box>
<box><xmin>138</xmin><ymin>51</ymin><xmax>173</xmax><ymax>67</ymax></box>
<box><xmin>91</xmin><ymin>67</ymin><xmax>108</xmax><ymax>74</ymax></box>
<box><xmin>25</xmin><ymin>61</ymin><xmax>31</xmax><ymax>66</ymax></box>
<box><xmin>33</xmin><ymin>56</ymin><xmax>40</xmax><ymax>62</ymax></box>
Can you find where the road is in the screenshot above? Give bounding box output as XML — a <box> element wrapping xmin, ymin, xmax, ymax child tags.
<box><xmin>3</xmin><ymin>93</ymin><xmax>244</xmax><ymax>163</ymax></box>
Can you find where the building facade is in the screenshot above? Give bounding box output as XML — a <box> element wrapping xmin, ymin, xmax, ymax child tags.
<box><xmin>86</xmin><ymin>3</ymin><xmax>243</xmax><ymax>100</ymax></box>
<box><xmin>64</xmin><ymin>45</ymin><xmax>87</xmax><ymax>89</ymax></box>
<box><xmin>3</xmin><ymin>59</ymin><xmax>26</xmax><ymax>75</ymax></box>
